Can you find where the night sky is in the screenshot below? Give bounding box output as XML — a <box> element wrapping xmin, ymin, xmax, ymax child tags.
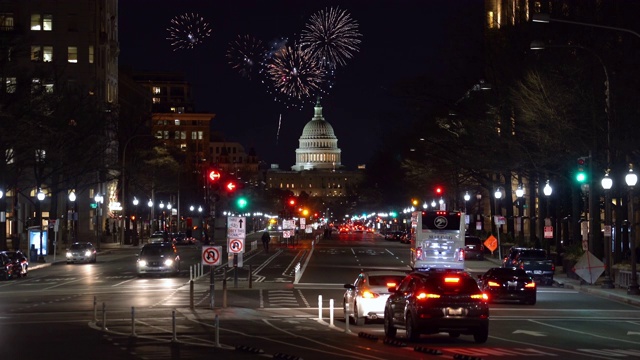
<box><xmin>118</xmin><ymin>1</ymin><xmax>484</xmax><ymax>169</ymax></box>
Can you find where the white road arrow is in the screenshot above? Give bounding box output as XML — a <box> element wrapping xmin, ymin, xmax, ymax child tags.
<box><xmin>513</xmin><ymin>330</ymin><xmax>546</xmax><ymax>337</ymax></box>
<box><xmin>628</xmin><ymin>331</ymin><xmax>640</xmax><ymax>336</ymax></box>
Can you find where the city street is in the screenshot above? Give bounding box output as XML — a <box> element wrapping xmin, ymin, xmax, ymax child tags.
<box><xmin>1</xmin><ymin>232</ymin><xmax>639</xmax><ymax>359</ymax></box>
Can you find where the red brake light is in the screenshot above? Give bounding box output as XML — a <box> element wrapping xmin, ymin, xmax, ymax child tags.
<box><xmin>471</xmin><ymin>293</ymin><xmax>489</xmax><ymax>301</ymax></box>
<box><xmin>487</xmin><ymin>281</ymin><xmax>500</xmax><ymax>287</ymax></box>
<box><xmin>444</xmin><ymin>277</ymin><xmax>460</xmax><ymax>284</ymax></box>
<box><xmin>386</xmin><ymin>282</ymin><xmax>397</xmax><ymax>288</ymax></box>
<box><xmin>525</xmin><ymin>282</ymin><xmax>536</xmax><ymax>288</ymax></box>
<box><xmin>416</xmin><ymin>292</ymin><xmax>440</xmax><ymax>300</ymax></box>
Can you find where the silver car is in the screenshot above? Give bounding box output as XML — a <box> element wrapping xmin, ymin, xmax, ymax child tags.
<box><xmin>343</xmin><ymin>271</ymin><xmax>407</xmax><ymax>325</ymax></box>
<box><xmin>66</xmin><ymin>242</ymin><xmax>97</xmax><ymax>264</ymax></box>
<box><xmin>136</xmin><ymin>243</ymin><xmax>180</xmax><ymax>276</ymax></box>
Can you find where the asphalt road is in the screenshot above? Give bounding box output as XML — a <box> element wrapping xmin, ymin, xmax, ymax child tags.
<box><xmin>1</xmin><ymin>232</ymin><xmax>639</xmax><ymax>359</ymax></box>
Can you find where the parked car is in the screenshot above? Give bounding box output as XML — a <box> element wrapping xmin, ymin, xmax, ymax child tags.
<box><xmin>343</xmin><ymin>271</ymin><xmax>407</xmax><ymax>325</ymax></box>
<box><xmin>136</xmin><ymin>242</ymin><xmax>181</xmax><ymax>277</ymax></box>
<box><xmin>503</xmin><ymin>247</ymin><xmax>555</xmax><ymax>285</ymax></box>
<box><xmin>66</xmin><ymin>242</ymin><xmax>97</xmax><ymax>264</ymax></box>
<box><xmin>477</xmin><ymin>267</ymin><xmax>536</xmax><ymax>305</ymax></box>
<box><xmin>384</xmin><ymin>270</ymin><xmax>489</xmax><ymax>343</ymax></box>
<box><xmin>464</xmin><ymin>236</ymin><xmax>485</xmax><ymax>260</ymax></box>
<box><xmin>4</xmin><ymin>250</ymin><xmax>28</xmax><ymax>277</ymax></box>
<box><xmin>0</xmin><ymin>252</ymin><xmax>14</xmax><ymax>280</ymax></box>
<box><xmin>384</xmin><ymin>231</ymin><xmax>404</xmax><ymax>241</ymax></box>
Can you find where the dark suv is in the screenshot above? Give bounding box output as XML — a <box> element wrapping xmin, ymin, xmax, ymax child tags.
<box><xmin>384</xmin><ymin>270</ymin><xmax>489</xmax><ymax>343</ymax></box>
<box><xmin>464</xmin><ymin>236</ymin><xmax>485</xmax><ymax>260</ymax></box>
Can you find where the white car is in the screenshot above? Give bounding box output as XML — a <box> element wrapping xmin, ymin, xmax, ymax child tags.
<box><xmin>343</xmin><ymin>270</ymin><xmax>407</xmax><ymax>325</ymax></box>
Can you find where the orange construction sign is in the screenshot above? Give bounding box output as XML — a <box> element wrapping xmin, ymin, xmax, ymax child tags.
<box><xmin>484</xmin><ymin>235</ymin><xmax>498</xmax><ymax>253</ymax></box>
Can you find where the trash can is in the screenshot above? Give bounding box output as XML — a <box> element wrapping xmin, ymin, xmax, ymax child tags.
<box><xmin>30</xmin><ymin>244</ymin><xmax>38</xmax><ymax>263</ymax></box>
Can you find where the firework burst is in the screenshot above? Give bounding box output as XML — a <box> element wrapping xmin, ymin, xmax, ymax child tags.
<box><xmin>226</xmin><ymin>34</ymin><xmax>267</xmax><ymax>79</ymax></box>
<box><xmin>266</xmin><ymin>45</ymin><xmax>326</xmax><ymax>100</ymax></box>
<box><xmin>300</xmin><ymin>7</ymin><xmax>362</xmax><ymax>69</ymax></box>
<box><xmin>166</xmin><ymin>13</ymin><xmax>212</xmax><ymax>51</ymax></box>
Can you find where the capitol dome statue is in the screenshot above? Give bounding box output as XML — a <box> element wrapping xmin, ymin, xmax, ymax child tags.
<box><xmin>291</xmin><ymin>98</ymin><xmax>343</xmax><ymax>171</ymax></box>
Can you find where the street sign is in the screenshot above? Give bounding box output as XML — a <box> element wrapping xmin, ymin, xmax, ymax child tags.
<box><xmin>484</xmin><ymin>235</ymin><xmax>498</xmax><ymax>253</ymax></box>
<box><xmin>494</xmin><ymin>216</ymin><xmax>506</xmax><ymax>225</ymax></box>
<box><xmin>228</xmin><ymin>238</ymin><xmax>244</xmax><ymax>253</ymax></box>
<box><xmin>227</xmin><ymin>216</ymin><xmax>246</xmax><ymax>239</ymax></box>
<box><xmin>283</xmin><ymin>230</ymin><xmax>291</xmax><ymax>238</ymax></box>
<box><xmin>604</xmin><ymin>225</ymin><xmax>612</xmax><ymax>237</ymax></box>
<box><xmin>283</xmin><ymin>220</ymin><xmax>295</xmax><ymax>230</ymax></box>
<box><xmin>202</xmin><ymin>246</ymin><xmax>222</xmax><ymax>266</ymax></box>
<box><xmin>544</xmin><ymin>226</ymin><xmax>553</xmax><ymax>239</ymax></box>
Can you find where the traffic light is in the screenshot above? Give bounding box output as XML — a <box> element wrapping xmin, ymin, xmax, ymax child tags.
<box><xmin>207</xmin><ymin>169</ymin><xmax>221</xmax><ymax>182</ymax></box>
<box><xmin>225</xmin><ymin>181</ymin><xmax>237</xmax><ymax>192</ymax></box>
<box><xmin>236</xmin><ymin>196</ymin><xmax>248</xmax><ymax>209</ymax></box>
<box><xmin>435</xmin><ymin>186</ymin><xmax>444</xmax><ymax>196</ymax></box>
<box><xmin>288</xmin><ymin>198</ymin><xmax>296</xmax><ymax>207</ymax></box>
<box><xmin>576</xmin><ymin>157</ymin><xmax>588</xmax><ymax>183</ymax></box>
<box><xmin>411</xmin><ymin>198</ymin><xmax>419</xmax><ymax>206</ymax></box>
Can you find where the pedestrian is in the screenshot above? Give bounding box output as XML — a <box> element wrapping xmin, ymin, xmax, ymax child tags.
<box><xmin>262</xmin><ymin>231</ymin><xmax>270</xmax><ymax>253</ymax></box>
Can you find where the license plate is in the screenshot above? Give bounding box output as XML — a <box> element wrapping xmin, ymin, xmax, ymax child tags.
<box><xmin>534</xmin><ymin>270</ymin><xmax>542</xmax><ymax>274</ymax></box>
<box><xmin>447</xmin><ymin>308</ymin><xmax>463</xmax><ymax>315</ymax></box>
<box><xmin>507</xmin><ymin>281</ymin><xmax>517</xmax><ymax>287</ymax></box>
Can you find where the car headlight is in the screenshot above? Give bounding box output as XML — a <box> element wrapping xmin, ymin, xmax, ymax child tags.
<box><xmin>66</xmin><ymin>252</ymin><xmax>72</xmax><ymax>257</ymax></box>
<box><xmin>164</xmin><ymin>259</ymin><xmax>174</xmax><ymax>266</ymax></box>
<box><xmin>84</xmin><ymin>250</ymin><xmax>92</xmax><ymax>257</ymax></box>
<box><xmin>138</xmin><ymin>260</ymin><xmax>147</xmax><ymax>267</ymax></box>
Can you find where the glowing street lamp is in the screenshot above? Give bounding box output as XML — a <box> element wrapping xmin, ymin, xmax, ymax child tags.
<box><xmin>625</xmin><ymin>165</ymin><xmax>639</xmax><ymax>295</ymax></box>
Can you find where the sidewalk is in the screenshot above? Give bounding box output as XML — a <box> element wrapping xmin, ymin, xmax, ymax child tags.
<box><xmin>485</xmin><ymin>256</ymin><xmax>640</xmax><ymax>306</ymax></box>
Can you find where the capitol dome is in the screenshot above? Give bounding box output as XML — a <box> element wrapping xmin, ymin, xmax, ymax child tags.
<box><xmin>291</xmin><ymin>98</ymin><xmax>342</xmax><ymax>171</ymax></box>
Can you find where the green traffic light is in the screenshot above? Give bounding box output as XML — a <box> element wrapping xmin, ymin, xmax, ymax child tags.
<box><xmin>576</xmin><ymin>172</ymin><xmax>587</xmax><ymax>183</ymax></box>
<box><xmin>237</xmin><ymin>197</ymin><xmax>248</xmax><ymax>209</ymax></box>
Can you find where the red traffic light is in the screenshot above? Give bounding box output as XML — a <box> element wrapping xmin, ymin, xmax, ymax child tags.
<box><xmin>208</xmin><ymin>169</ymin><xmax>221</xmax><ymax>182</ymax></box>
<box><xmin>435</xmin><ymin>186</ymin><xmax>443</xmax><ymax>195</ymax></box>
<box><xmin>225</xmin><ymin>181</ymin><xmax>237</xmax><ymax>192</ymax></box>
<box><xmin>288</xmin><ymin>198</ymin><xmax>296</xmax><ymax>206</ymax></box>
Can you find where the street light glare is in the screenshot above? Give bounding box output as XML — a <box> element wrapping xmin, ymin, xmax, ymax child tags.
<box><xmin>626</xmin><ymin>166</ymin><xmax>638</xmax><ymax>187</ymax></box>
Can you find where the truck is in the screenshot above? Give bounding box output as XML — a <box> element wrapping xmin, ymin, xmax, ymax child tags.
<box><xmin>410</xmin><ymin>210</ymin><xmax>466</xmax><ymax>271</ymax></box>
<box><xmin>502</xmin><ymin>247</ymin><xmax>555</xmax><ymax>285</ymax></box>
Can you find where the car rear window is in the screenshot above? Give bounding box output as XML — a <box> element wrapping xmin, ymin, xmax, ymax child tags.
<box><xmin>420</xmin><ymin>276</ymin><xmax>481</xmax><ymax>295</ymax></box>
<box><xmin>368</xmin><ymin>275</ymin><xmax>405</xmax><ymax>287</ymax></box>
<box><xmin>465</xmin><ymin>237</ymin><xmax>482</xmax><ymax>246</ymax></box>
<box><xmin>520</xmin><ymin>250</ymin><xmax>547</xmax><ymax>258</ymax></box>
<box><xmin>491</xmin><ymin>268</ymin><xmax>528</xmax><ymax>277</ymax></box>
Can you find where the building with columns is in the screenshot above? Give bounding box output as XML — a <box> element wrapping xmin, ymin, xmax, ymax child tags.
<box><xmin>266</xmin><ymin>99</ymin><xmax>363</xmax><ymax>199</ymax></box>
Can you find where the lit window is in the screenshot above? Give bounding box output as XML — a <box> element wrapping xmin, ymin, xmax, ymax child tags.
<box><xmin>89</xmin><ymin>45</ymin><xmax>94</xmax><ymax>63</ymax></box>
<box><xmin>31</xmin><ymin>78</ymin><xmax>41</xmax><ymax>93</ymax></box>
<box><xmin>44</xmin><ymin>79</ymin><xmax>54</xmax><ymax>93</ymax></box>
<box><xmin>191</xmin><ymin>132</ymin><xmax>197</xmax><ymax>140</ymax></box>
<box><xmin>67</xmin><ymin>46</ymin><xmax>77</xmax><ymax>63</ymax></box>
<box><xmin>43</xmin><ymin>14</ymin><xmax>52</xmax><ymax>31</ymax></box>
<box><xmin>31</xmin><ymin>46</ymin><xmax>41</xmax><ymax>61</ymax></box>
<box><xmin>30</xmin><ymin>14</ymin><xmax>41</xmax><ymax>30</ymax></box>
<box><xmin>174</xmin><ymin>119</ymin><xmax>180</xmax><ymax>126</ymax></box>
<box><xmin>152</xmin><ymin>97</ymin><xmax>160</xmax><ymax>103</ymax></box>
<box><xmin>0</xmin><ymin>13</ymin><xmax>14</xmax><ymax>31</ymax></box>
<box><xmin>43</xmin><ymin>46</ymin><xmax>53</xmax><ymax>62</ymax></box>
<box><xmin>176</xmin><ymin>106</ymin><xmax>185</xmax><ymax>113</ymax></box>
<box><xmin>153</xmin><ymin>86</ymin><xmax>161</xmax><ymax>94</ymax></box>
<box><xmin>197</xmin><ymin>131</ymin><xmax>203</xmax><ymax>140</ymax></box>
<box><xmin>170</xmin><ymin>107</ymin><xmax>176</xmax><ymax>112</ymax></box>
<box><xmin>5</xmin><ymin>77</ymin><xmax>16</xmax><ymax>93</ymax></box>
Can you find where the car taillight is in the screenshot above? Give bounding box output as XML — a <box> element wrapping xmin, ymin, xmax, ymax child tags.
<box><xmin>519</xmin><ymin>264</ymin><xmax>524</xmax><ymax>269</ymax></box>
<box><xmin>362</xmin><ymin>290</ymin><xmax>379</xmax><ymax>298</ymax></box>
<box><xmin>416</xmin><ymin>292</ymin><xmax>440</xmax><ymax>300</ymax></box>
<box><xmin>458</xmin><ymin>249</ymin><xmax>465</xmax><ymax>261</ymax></box>
<box><xmin>386</xmin><ymin>282</ymin><xmax>397</xmax><ymax>288</ymax></box>
<box><xmin>551</xmin><ymin>264</ymin><xmax>555</xmax><ymax>271</ymax></box>
<box><xmin>471</xmin><ymin>293</ymin><xmax>489</xmax><ymax>301</ymax></box>
<box><xmin>416</xmin><ymin>247</ymin><xmax>423</xmax><ymax>259</ymax></box>
<box><xmin>525</xmin><ymin>282</ymin><xmax>536</xmax><ymax>288</ymax></box>
<box><xmin>444</xmin><ymin>277</ymin><xmax>460</xmax><ymax>284</ymax></box>
<box><xmin>487</xmin><ymin>281</ymin><xmax>500</xmax><ymax>287</ymax></box>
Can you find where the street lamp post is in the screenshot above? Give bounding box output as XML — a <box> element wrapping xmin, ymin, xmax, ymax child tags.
<box><xmin>94</xmin><ymin>193</ymin><xmax>103</xmax><ymax>251</ymax></box>
<box><xmin>36</xmin><ymin>189</ymin><xmax>45</xmax><ymax>262</ymax></box>
<box><xmin>516</xmin><ymin>185</ymin><xmax>525</xmax><ymax>243</ymax></box>
<box><xmin>68</xmin><ymin>190</ymin><xmax>76</xmax><ymax>244</ymax></box>
<box><xmin>463</xmin><ymin>191</ymin><xmax>470</xmax><ymax>213</ymax></box>
<box><xmin>132</xmin><ymin>197</ymin><xmax>139</xmax><ymax>246</ymax></box>
<box><xmin>147</xmin><ymin>199</ymin><xmax>153</xmax><ymax>239</ymax></box>
<box><xmin>543</xmin><ymin>180</ymin><xmax>553</xmax><ymax>256</ymax></box>
<box><xmin>159</xmin><ymin>201</ymin><xmax>165</xmax><ymax>232</ymax></box>
<box><xmin>494</xmin><ymin>187</ymin><xmax>504</xmax><ymax>260</ymax></box>
<box><xmin>601</xmin><ymin>171</ymin><xmax>615</xmax><ymax>288</ymax></box>
<box><xmin>625</xmin><ymin>165</ymin><xmax>639</xmax><ymax>295</ymax></box>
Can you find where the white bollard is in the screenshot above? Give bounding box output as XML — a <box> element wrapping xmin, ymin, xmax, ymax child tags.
<box><xmin>318</xmin><ymin>295</ymin><xmax>323</xmax><ymax>321</ymax></box>
<box><xmin>329</xmin><ymin>299</ymin><xmax>334</xmax><ymax>326</ymax></box>
<box><xmin>190</xmin><ymin>265</ymin><xmax>193</xmax><ymax>281</ymax></box>
<box><xmin>345</xmin><ymin>302</ymin><xmax>350</xmax><ymax>333</ymax></box>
